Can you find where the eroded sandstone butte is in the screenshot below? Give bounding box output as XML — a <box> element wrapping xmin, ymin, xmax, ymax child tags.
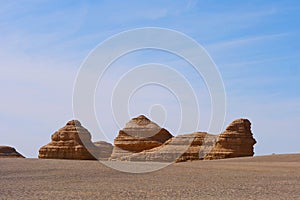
<box><xmin>39</xmin><ymin>120</ymin><xmax>102</xmax><ymax>160</ymax></box>
<box><xmin>110</xmin><ymin>116</ymin><xmax>256</xmax><ymax>162</ymax></box>
<box><xmin>113</xmin><ymin>132</ymin><xmax>218</xmax><ymax>162</ymax></box>
<box><xmin>0</xmin><ymin>146</ymin><xmax>24</xmax><ymax>158</ymax></box>
<box><xmin>110</xmin><ymin>115</ymin><xmax>173</xmax><ymax>160</ymax></box>
<box><xmin>204</xmin><ymin>118</ymin><xmax>256</xmax><ymax>160</ymax></box>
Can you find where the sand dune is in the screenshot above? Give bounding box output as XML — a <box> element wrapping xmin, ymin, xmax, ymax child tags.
<box><xmin>0</xmin><ymin>154</ymin><xmax>299</xmax><ymax>199</ymax></box>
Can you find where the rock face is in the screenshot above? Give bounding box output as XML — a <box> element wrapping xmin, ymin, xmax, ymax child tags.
<box><xmin>110</xmin><ymin>117</ymin><xmax>256</xmax><ymax>162</ymax></box>
<box><xmin>93</xmin><ymin>141</ymin><xmax>113</xmax><ymax>159</ymax></box>
<box><xmin>114</xmin><ymin>132</ymin><xmax>218</xmax><ymax>162</ymax></box>
<box><xmin>0</xmin><ymin>146</ymin><xmax>24</xmax><ymax>158</ymax></box>
<box><xmin>176</xmin><ymin>132</ymin><xmax>218</xmax><ymax>162</ymax></box>
<box><xmin>39</xmin><ymin>120</ymin><xmax>100</xmax><ymax>160</ymax></box>
<box><xmin>110</xmin><ymin>115</ymin><xmax>173</xmax><ymax>160</ymax></box>
<box><xmin>205</xmin><ymin>119</ymin><xmax>256</xmax><ymax>160</ymax></box>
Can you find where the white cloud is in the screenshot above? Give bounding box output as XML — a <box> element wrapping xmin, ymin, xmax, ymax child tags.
<box><xmin>207</xmin><ymin>33</ymin><xmax>289</xmax><ymax>52</ymax></box>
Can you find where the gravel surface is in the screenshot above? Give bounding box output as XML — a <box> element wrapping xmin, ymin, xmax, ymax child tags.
<box><xmin>0</xmin><ymin>154</ymin><xmax>299</xmax><ymax>199</ymax></box>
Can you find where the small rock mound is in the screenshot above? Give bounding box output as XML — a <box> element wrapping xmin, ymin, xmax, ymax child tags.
<box><xmin>93</xmin><ymin>141</ymin><xmax>113</xmax><ymax>159</ymax></box>
<box><xmin>0</xmin><ymin>146</ymin><xmax>24</xmax><ymax>158</ymax></box>
<box><xmin>110</xmin><ymin>115</ymin><xmax>173</xmax><ymax>159</ymax></box>
<box><xmin>39</xmin><ymin>120</ymin><xmax>100</xmax><ymax>160</ymax></box>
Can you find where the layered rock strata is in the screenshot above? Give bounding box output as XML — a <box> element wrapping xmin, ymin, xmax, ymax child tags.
<box><xmin>204</xmin><ymin>118</ymin><xmax>256</xmax><ymax>160</ymax></box>
<box><xmin>39</xmin><ymin>120</ymin><xmax>100</xmax><ymax>160</ymax></box>
<box><xmin>115</xmin><ymin>132</ymin><xmax>218</xmax><ymax>162</ymax></box>
<box><xmin>0</xmin><ymin>146</ymin><xmax>24</xmax><ymax>158</ymax></box>
<box><xmin>110</xmin><ymin>117</ymin><xmax>256</xmax><ymax>162</ymax></box>
<box><xmin>110</xmin><ymin>115</ymin><xmax>173</xmax><ymax>160</ymax></box>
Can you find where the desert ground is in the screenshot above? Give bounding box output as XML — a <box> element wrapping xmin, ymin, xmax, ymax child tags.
<box><xmin>0</xmin><ymin>154</ymin><xmax>299</xmax><ymax>200</ymax></box>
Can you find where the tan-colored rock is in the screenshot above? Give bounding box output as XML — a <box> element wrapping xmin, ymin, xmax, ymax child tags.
<box><xmin>93</xmin><ymin>141</ymin><xmax>113</xmax><ymax>159</ymax></box>
<box><xmin>39</xmin><ymin>120</ymin><xmax>100</xmax><ymax>160</ymax></box>
<box><xmin>0</xmin><ymin>146</ymin><xmax>24</xmax><ymax>158</ymax></box>
<box><xmin>110</xmin><ymin>117</ymin><xmax>256</xmax><ymax>162</ymax></box>
<box><xmin>176</xmin><ymin>132</ymin><xmax>218</xmax><ymax>162</ymax></box>
<box><xmin>114</xmin><ymin>132</ymin><xmax>217</xmax><ymax>162</ymax></box>
<box><xmin>204</xmin><ymin>118</ymin><xmax>256</xmax><ymax>160</ymax></box>
<box><xmin>110</xmin><ymin>115</ymin><xmax>173</xmax><ymax>160</ymax></box>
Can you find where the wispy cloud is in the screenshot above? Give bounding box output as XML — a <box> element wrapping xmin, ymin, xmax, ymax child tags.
<box><xmin>207</xmin><ymin>33</ymin><xmax>289</xmax><ymax>52</ymax></box>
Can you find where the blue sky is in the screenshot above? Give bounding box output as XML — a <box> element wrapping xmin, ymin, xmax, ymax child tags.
<box><xmin>0</xmin><ymin>0</ymin><xmax>299</xmax><ymax>157</ymax></box>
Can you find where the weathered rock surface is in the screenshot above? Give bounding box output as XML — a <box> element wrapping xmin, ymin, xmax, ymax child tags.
<box><xmin>39</xmin><ymin>120</ymin><xmax>100</xmax><ymax>160</ymax></box>
<box><xmin>110</xmin><ymin>117</ymin><xmax>256</xmax><ymax>162</ymax></box>
<box><xmin>93</xmin><ymin>141</ymin><xmax>113</xmax><ymax>159</ymax></box>
<box><xmin>115</xmin><ymin>132</ymin><xmax>218</xmax><ymax>162</ymax></box>
<box><xmin>176</xmin><ymin>132</ymin><xmax>218</xmax><ymax>162</ymax></box>
<box><xmin>0</xmin><ymin>146</ymin><xmax>24</xmax><ymax>158</ymax></box>
<box><xmin>110</xmin><ymin>115</ymin><xmax>173</xmax><ymax>160</ymax></box>
<box><xmin>205</xmin><ymin>118</ymin><xmax>256</xmax><ymax>160</ymax></box>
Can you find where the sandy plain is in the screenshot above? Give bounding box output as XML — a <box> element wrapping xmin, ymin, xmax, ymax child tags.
<box><xmin>0</xmin><ymin>154</ymin><xmax>299</xmax><ymax>199</ymax></box>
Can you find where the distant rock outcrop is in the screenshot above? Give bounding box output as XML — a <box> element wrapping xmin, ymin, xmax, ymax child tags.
<box><xmin>0</xmin><ymin>146</ymin><xmax>24</xmax><ymax>158</ymax></box>
<box><xmin>110</xmin><ymin>116</ymin><xmax>256</xmax><ymax>162</ymax></box>
<box><xmin>93</xmin><ymin>141</ymin><xmax>113</xmax><ymax>159</ymax></box>
<box><xmin>204</xmin><ymin>118</ymin><xmax>256</xmax><ymax>160</ymax></box>
<box><xmin>39</xmin><ymin>120</ymin><xmax>100</xmax><ymax>160</ymax></box>
<box><xmin>110</xmin><ymin>115</ymin><xmax>173</xmax><ymax>160</ymax></box>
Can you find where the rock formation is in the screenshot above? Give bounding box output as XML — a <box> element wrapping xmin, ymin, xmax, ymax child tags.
<box><xmin>93</xmin><ymin>141</ymin><xmax>113</xmax><ymax>159</ymax></box>
<box><xmin>110</xmin><ymin>117</ymin><xmax>256</xmax><ymax>162</ymax></box>
<box><xmin>204</xmin><ymin>118</ymin><xmax>256</xmax><ymax>160</ymax></box>
<box><xmin>0</xmin><ymin>146</ymin><xmax>24</xmax><ymax>158</ymax></box>
<box><xmin>175</xmin><ymin>132</ymin><xmax>218</xmax><ymax>162</ymax></box>
<box><xmin>39</xmin><ymin>120</ymin><xmax>101</xmax><ymax>160</ymax></box>
<box><xmin>113</xmin><ymin>132</ymin><xmax>218</xmax><ymax>162</ymax></box>
<box><xmin>110</xmin><ymin>115</ymin><xmax>173</xmax><ymax>160</ymax></box>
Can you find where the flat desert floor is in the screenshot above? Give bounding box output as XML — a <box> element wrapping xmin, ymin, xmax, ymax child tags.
<box><xmin>0</xmin><ymin>154</ymin><xmax>299</xmax><ymax>199</ymax></box>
